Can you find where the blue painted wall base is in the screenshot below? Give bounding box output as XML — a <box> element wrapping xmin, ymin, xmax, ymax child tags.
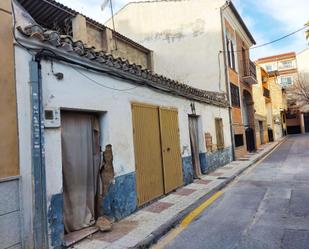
<box><xmin>182</xmin><ymin>156</ymin><xmax>194</xmax><ymax>185</ymax></box>
<box><xmin>199</xmin><ymin>147</ymin><xmax>233</xmax><ymax>174</ymax></box>
<box><xmin>46</xmin><ymin>150</ymin><xmax>231</xmax><ymax>248</ymax></box>
<box><xmin>102</xmin><ymin>172</ymin><xmax>137</xmax><ymax>221</ymax></box>
<box><xmin>47</xmin><ymin>193</ymin><xmax>64</xmax><ymax>249</ymax></box>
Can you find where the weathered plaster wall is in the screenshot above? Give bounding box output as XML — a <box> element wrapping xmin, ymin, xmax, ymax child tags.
<box><xmin>199</xmin><ymin>147</ymin><xmax>232</xmax><ymax>174</ymax></box>
<box><xmin>15</xmin><ymin>45</ymin><xmax>232</xmax><ymax>248</ymax></box>
<box><xmin>112</xmin><ymin>38</ymin><xmax>149</xmax><ymax>69</ymax></box>
<box><xmin>106</xmin><ymin>0</ymin><xmax>227</xmax><ymax>92</ymax></box>
<box><xmin>72</xmin><ymin>14</ymin><xmax>151</xmax><ymax>69</ymax></box>
<box><xmin>15</xmin><ymin>47</ymin><xmax>34</xmax><ymax>249</ymax></box>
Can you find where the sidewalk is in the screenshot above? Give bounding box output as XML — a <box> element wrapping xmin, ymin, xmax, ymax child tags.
<box><xmin>71</xmin><ymin>139</ymin><xmax>285</xmax><ymax>249</ymax></box>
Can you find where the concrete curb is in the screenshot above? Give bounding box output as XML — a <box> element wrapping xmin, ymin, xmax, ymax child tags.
<box><xmin>132</xmin><ymin>138</ymin><xmax>287</xmax><ymax>249</ymax></box>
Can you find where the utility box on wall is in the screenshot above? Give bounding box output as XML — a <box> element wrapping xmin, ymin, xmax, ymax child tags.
<box><xmin>44</xmin><ymin>107</ymin><xmax>61</xmax><ymax>128</ymax></box>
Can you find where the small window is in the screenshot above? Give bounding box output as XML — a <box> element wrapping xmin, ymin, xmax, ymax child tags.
<box><xmin>280</xmin><ymin>76</ymin><xmax>293</xmax><ymax>87</ymax></box>
<box><xmin>226</xmin><ymin>37</ymin><xmax>236</xmax><ymax>71</ymax></box>
<box><xmin>265</xmin><ymin>65</ymin><xmax>273</xmax><ymax>72</ymax></box>
<box><xmin>230</xmin><ymin>41</ymin><xmax>236</xmax><ymax>70</ymax></box>
<box><xmin>215</xmin><ymin>118</ymin><xmax>224</xmax><ymax>150</ymax></box>
<box><xmin>226</xmin><ymin>38</ymin><xmax>231</xmax><ymax>67</ymax></box>
<box><xmin>230</xmin><ymin>83</ymin><xmax>240</xmax><ymax>108</ymax></box>
<box><xmin>242</xmin><ymin>47</ymin><xmax>247</xmax><ymax>76</ymax></box>
<box><xmin>234</xmin><ymin>134</ymin><xmax>244</xmax><ymax>147</ymax></box>
<box><xmin>279</xmin><ymin>61</ymin><xmax>293</xmax><ymax>69</ymax></box>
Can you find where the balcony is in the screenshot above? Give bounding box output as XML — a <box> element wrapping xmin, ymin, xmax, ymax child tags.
<box><xmin>243</xmin><ymin>61</ymin><xmax>258</xmax><ymax>85</ymax></box>
<box><xmin>263</xmin><ymin>87</ymin><xmax>270</xmax><ymax>99</ymax></box>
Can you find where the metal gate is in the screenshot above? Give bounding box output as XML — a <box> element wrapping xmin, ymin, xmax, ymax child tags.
<box><xmin>132</xmin><ymin>104</ymin><xmax>183</xmax><ymax>206</ymax></box>
<box><xmin>304</xmin><ymin>113</ymin><xmax>309</xmax><ymax>133</ymax></box>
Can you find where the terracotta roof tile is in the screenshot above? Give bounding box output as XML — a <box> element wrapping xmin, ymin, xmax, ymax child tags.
<box><xmin>18</xmin><ymin>23</ymin><xmax>228</xmax><ymax>107</ymax></box>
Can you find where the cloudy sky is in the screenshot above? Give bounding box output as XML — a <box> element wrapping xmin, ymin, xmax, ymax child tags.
<box><xmin>57</xmin><ymin>0</ymin><xmax>308</xmax><ymax>59</ymax></box>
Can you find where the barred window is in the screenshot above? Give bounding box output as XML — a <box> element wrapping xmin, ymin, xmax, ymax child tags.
<box><xmin>230</xmin><ymin>83</ymin><xmax>240</xmax><ymax>108</ymax></box>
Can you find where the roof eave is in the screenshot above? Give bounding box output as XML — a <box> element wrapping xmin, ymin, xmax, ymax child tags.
<box><xmin>227</xmin><ymin>1</ymin><xmax>256</xmax><ymax>45</ymax></box>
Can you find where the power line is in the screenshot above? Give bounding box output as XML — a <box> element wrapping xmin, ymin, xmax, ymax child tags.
<box><xmin>220</xmin><ymin>25</ymin><xmax>307</xmax><ymax>54</ymax></box>
<box><xmin>72</xmin><ymin>67</ymin><xmax>139</xmax><ymax>91</ymax></box>
<box><xmin>251</xmin><ymin>26</ymin><xmax>307</xmax><ymax>50</ymax></box>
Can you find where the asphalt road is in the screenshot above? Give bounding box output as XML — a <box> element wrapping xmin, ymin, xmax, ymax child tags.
<box><xmin>163</xmin><ymin>135</ymin><xmax>309</xmax><ymax>249</ymax></box>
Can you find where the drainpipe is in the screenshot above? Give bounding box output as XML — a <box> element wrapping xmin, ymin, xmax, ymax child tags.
<box><xmin>220</xmin><ymin>2</ymin><xmax>236</xmax><ymax>161</ymax></box>
<box><xmin>30</xmin><ymin>58</ymin><xmax>48</xmax><ymax>249</ymax></box>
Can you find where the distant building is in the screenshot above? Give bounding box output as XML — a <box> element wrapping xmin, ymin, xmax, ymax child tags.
<box><xmin>106</xmin><ymin>0</ymin><xmax>258</xmax><ymax>159</ymax></box>
<box><xmin>256</xmin><ymin>52</ymin><xmax>297</xmax><ymax>88</ymax></box>
<box><xmin>256</xmin><ymin>52</ymin><xmax>300</xmax><ymax>135</ymax></box>
<box><xmin>296</xmin><ymin>48</ymin><xmax>309</xmax><ymax>132</ymax></box>
<box><xmin>253</xmin><ymin>64</ymin><xmax>287</xmax><ymax>146</ymax></box>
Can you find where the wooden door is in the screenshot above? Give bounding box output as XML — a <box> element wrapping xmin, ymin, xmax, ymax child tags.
<box><xmin>132</xmin><ymin>103</ymin><xmax>164</xmax><ymax>206</ymax></box>
<box><xmin>159</xmin><ymin>108</ymin><xmax>183</xmax><ymax>193</ymax></box>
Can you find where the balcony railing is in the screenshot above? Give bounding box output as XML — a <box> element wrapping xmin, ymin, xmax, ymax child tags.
<box><xmin>263</xmin><ymin>87</ymin><xmax>270</xmax><ymax>98</ymax></box>
<box><xmin>243</xmin><ymin>61</ymin><xmax>257</xmax><ymax>84</ymax></box>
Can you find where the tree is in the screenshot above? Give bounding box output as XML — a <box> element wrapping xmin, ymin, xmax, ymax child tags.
<box><xmin>288</xmin><ymin>73</ymin><xmax>309</xmax><ymax>109</ymax></box>
<box><xmin>306</xmin><ymin>21</ymin><xmax>309</xmax><ymax>44</ymax></box>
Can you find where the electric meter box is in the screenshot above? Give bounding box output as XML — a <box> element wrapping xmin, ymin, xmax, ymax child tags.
<box><xmin>44</xmin><ymin>107</ymin><xmax>61</xmax><ymax>128</ymax></box>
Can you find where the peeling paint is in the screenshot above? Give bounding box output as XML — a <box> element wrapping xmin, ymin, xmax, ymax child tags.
<box><xmin>182</xmin><ymin>156</ymin><xmax>194</xmax><ymax>185</ymax></box>
<box><xmin>47</xmin><ymin>193</ymin><xmax>64</xmax><ymax>249</ymax></box>
<box><xmin>199</xmin><ymin>147</ymin><xmax>233</xmax><ymax>174</ymax></box>
<box><xmin>102</xmin><ymin>172</ymin><xmax>137</xmax><ymax>220</ymax></box>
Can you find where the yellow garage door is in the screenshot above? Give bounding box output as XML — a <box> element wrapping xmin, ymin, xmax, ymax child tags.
<box><xmin>159</xmin><ymin>108</ymin><xmax>183</xmax><ymax>193</ymax></box>
<box><xmin>132</xmin><ymin>103</ymin><xmax>164</xmax><ymax>206</ymax></box>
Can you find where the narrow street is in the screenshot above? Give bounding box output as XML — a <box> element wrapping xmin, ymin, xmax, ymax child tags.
<box><xmin>158</xmin><ymin>135</ymin><xmax>309</xmax><ymax>249</ymax></box>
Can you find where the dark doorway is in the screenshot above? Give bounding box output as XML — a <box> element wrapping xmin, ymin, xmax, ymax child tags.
<box><xmin>304</xmin><ymin>113</ymin><xmax>309</xmax><ymax>133</ymax></box>
<box><xmin>61</xmin><ymin>111</ymin><xmax>101</xmax><ymax>234</ymax></box>
<box><xmin>268</xmin><ymin>128</ymin><xmax>274</xmax><ymax>142</ymax></box>
<box><xmin>259</xmin><ymin>121</ymin><xmax>264</xmax><ymax>144</ymax></box>
<box><xmin>243</xmin><ymin>90</ymin><xmax>256</xmax><ymax>152</ymax></box>
<box><xmin>287</xmin><ymin>126</ymin><xmax>301</xmax><ymax>134</ymax></box>
<box><xmin>188</xmin><ymin>116</ymin><xmax>201</xmax><ymax>178</ymax></box>
<box><xmin>245</xmin><ymin>128</ymin><xmax>255</xmax><ymax>152</ymax></box>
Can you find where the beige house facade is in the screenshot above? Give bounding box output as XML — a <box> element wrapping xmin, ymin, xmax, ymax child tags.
<box><xmin>256</xmin><ymin>52</ymin><xmax>297</xmax><ymax>135</ymax></box>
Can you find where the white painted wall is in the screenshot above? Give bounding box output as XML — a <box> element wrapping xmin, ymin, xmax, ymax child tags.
<box><xmin>106</xmin><ymin>0</ymin><xmax>227</xmax><ymax>92</ymax></box>
<box><xmin>39</xmin><ymin>57</ymin><xmax>232</xmax><ymax>178</ymax></box>
<box><xmin>15</xmin><ymin>45</ymin><xmax>231</xmax><ymax>247</ymax></box>
<box><xmin>15</xmin><ymin>46</ymin><xmax>34</xmax><ymax>249</ymax></box>
<box><xmin>297</xmin><ymin>48</ymin><xmax>309</xmax><ymax>74</ymax></box>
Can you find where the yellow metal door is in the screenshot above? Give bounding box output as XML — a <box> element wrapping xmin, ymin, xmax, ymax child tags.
<box><xmin>159</xmin><ymin>108</ymin><xmax>183</xmax><ymax>193</ymax></box>
<box><xmin>132</xmin><ymin>103</ymin><xmax>164</xmax><ymax>206</ymax></box>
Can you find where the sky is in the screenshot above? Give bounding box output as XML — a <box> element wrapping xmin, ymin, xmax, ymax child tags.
<box><xmin>57</xmin><ymin>0</ymin><xmax>308</xmax><ymax>59</ymax></box>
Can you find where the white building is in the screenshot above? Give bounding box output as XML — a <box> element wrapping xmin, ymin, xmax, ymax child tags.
<box><xmin>105</xmin><ymin>0</ymin><xmax>258</xmax><ymax>159</ymax></box>
<box><xmin>12</xmin><ymin>1</ymin><xmax>232</xmax><ymax>248</ymax></box>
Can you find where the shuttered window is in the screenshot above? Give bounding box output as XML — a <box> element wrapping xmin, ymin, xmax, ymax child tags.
<box><xmin>230</xmin><ymin>83</ymin><xmax>240</xmax><ymax>108</ymax></box>
<box><xmin>215</xmin><ymin>118</ymin><xmax>224</xmax><ymax>150</ymax></box>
